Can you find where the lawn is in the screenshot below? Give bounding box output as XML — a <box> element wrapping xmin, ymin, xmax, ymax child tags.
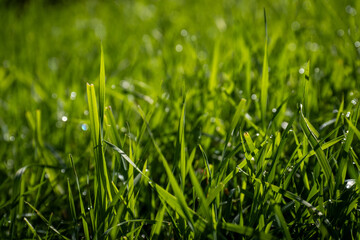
<box><xmin>1</xmin><ymin>0</ymin><xmax>360</xmax><ymax>239</ymax></box>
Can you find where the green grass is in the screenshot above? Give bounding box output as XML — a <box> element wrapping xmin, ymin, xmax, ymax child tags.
<box><xmin>1</xmin><ymin>0</ymin><xmax>360</xmax><ymax>239</ymax></box>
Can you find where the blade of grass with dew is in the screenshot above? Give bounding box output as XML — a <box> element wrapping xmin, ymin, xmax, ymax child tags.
<box><xmin>198</xmin><ymin>144</ymin><xmax>212</xmax><ymax>187</ymax></box>
<box><xmin>267</xmin><ymin>116</ymin><xmax>295</xmax><ymax>183</ymax></box>
<box><xmin>299</xmin><ymin>105</ymin><xmax>335</xmax><ymax>192</ymax></box>
<box><xmin>104</xmin><ymin>148</ymin><xmax>187</xmax><ymax>230</ymax></box>
<box><xmin>248</xmin><ymin>176</ymin><xmax>339</xmax><ymax>238</ymax></box>
<box><xmin>24</xmin><ymin>217</ymin><xmax>42</xmax><ymax>240</ymax></box>
<box><xmin>302</xmin><ymin>60</ymin><xmax>310</xmax><ymax>117</ymax></box>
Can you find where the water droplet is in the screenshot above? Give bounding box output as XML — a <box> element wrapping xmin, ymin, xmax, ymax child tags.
<box><xmin>281</xmin><ymin>122</ymin><xmax>288</xmax><ymax>129</ymax></box>
<box><xmin>355</xmin><ymin>41</ymin><xmax>360</xmax><ymax>48</ymax></box>
<box><xmin>81</xmin><ymin>123</ymin><xmax>88</xmax><ymax>131</ymax></box>
<box><xmin>52</xmin><ymin>93</ymin><xmax>58</xmax><ymax>99</ymax></box>
<box><xmin>346</xmin><ymin>5</ymin><xmax>357</xmax><ymax>16</ymax></box>
<box><xmin>84</xmin><ymin>110</ymin><xmax>89</xmax><ymax>116</ymax></box>
<box><xmin>82</xmin><ymin>191</ymin><xmax>87</xmax><ymax>196</ymax></box>
<box><xmin>345</xmin><ymin>179</ymin><xmax>356</xmax><ymax>189</ymax></box>
<box><xmin>299</xmin><ymin>68</ymin><xmax>305</xmax><ymax>74</ymax></box>
<box><xmin>148</xmin><ymin>181</ymin><xmax>153</xmax><ymax>185</ymax></box>
<box><xmin>250</xmin><ymin>157</ymin><xmax>255</xmax><ymax>161</ymax></box>
<box><xmin>180</xmin><ymin>29</ymin><xmax>188</xmax><ymax>37</ymax></box>
<box><xmin>287</xmin><ymin>42</ymin><xmax>296</xmax><ymax>51</ymax></box>
<box><xmin>251</xmin><ymin>94</ymin><xmax>257</xmax><ymax>100</ymax></box>
<box><xmin>70</xmin><ymin>92</ymin><xmax>77</xmax><ymax>100</ymax></box>
<box><xmin>9</xmin><ymin>136</ymin><xmax>15</xmax><ymax>141</ymax></box>
<box><xmin>351</xmin><ymin>98</ymin><xmax>358</xmax><ymax>105</ymax></box>
<box><xmin>111</xmin><ymin>84</ymin><xmax>116</xmax><ymax>89</ymax></box>
<box><xmin>289</xmin><ymin>129</ymin><xmax>293</xmax><ymax>132</ymax></box>
<box><xmin>346</xmin><ymin>112</ymin><xmax>351</xmax><ymax>118</ymax></box>
<box><xmin>145</xmin><ymin>169</ymin><xmax>149</xmax><ymax>172</ymax></box>
<box><xmin>269</xmin><ymin>135</ymin><xmax>273</xmax><ymax>139</ymax></box>
<box><xmin>121</xmin><ymin>80</ymin><xmax>134</xmax><ymax>90</ymax></box>
<box><xmin>175</xmin><ymin>44</ymin><xmax>183</xmax><ymax>52</ymax></box>
<box><xmin>337</xmin><ymin>29</ymin><xmax>345</xmax><ymax>37</ymax></box>
<box><xmin>215</xmin><ymin>17</ymin><xmax>227</xmax><ymax>32</ymax></box>
<box><xmin>118</xmin><ymin>174</ymin><xmax>125</xmax><ymax>181</ymax></box>
<box><xmin>61</xmin><ymin>116</ymin><xmax>68</xmax><ymax>122</ymax></box>
<box><xmin>255</xmin><ymin>133</ymin><xmax>260</xmax><ymax>137</ymax></box>
<box><xmin>245</xmin><ymin>113</ymin><xmax>253</xmax><ymax>120</ymax></box>
<box><xmin>291</xmin><ymin>21</ymin><xmax>300</xmax><ymax>31</ymax></box>
<box><xmin>61</xmin><ymin>169</ymin><xmax>65</xmax><ymax>173</ymax></box>
<box><xmin>272</xmin><ymin>108</ymin><xmax>277</xmax><ymax>113</ymax></box>
<box><xmin>165</xmin><ymin>107</ymin><xmax>170</xmax><ymax>113</ymax></box>
<box><xmin>328</xmin><ymin>199</ymin><xmax>333</xmax><ymax>203</ymax></box>
<box><xmin>287</xmin><ymin>166</ymin><xmax>293</xmax><ymax>172</ymax></box>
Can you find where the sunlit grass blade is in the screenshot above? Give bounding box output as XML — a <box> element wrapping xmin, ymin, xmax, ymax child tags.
<box><xmin>260</xmin><ymin>9</ymin><xmax>269</xmax><ymax>129</ymax></box>
<box><xmin>220</xmin><ymin>222</ymin><xmax>253</xmax><ymax>237</ymax></box>
<box><xmin>87</xmin><ymin>83</ymin><xmax>100</xmax><ymax>147</ymax></box>
<box><xmin>24</xmin><ymin>217</ymin><xmax>42</xmax><ymax>240</ymax></box>
<box><xmin>209</xmin><ymin>40</ymin><xmax>220</xmax><ymax>91</ymax></box>
<box><xmin>105</xmin><ymin>140</ymin><xmax>149</xmax><ymax>181</ymax></box>
<box><xmin>175</xmin><ymin>97</ymin><xmax>186</xmax><ymax>190</ymax></box>
<box><xmin>99</xmin><ymin>42</ymin><xmax>105</xmax><ymax>138</ymax></box>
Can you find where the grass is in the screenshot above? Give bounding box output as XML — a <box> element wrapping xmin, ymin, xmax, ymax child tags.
<box><xmin>1</xmin><ymin>0</ymin><xmax>360</xmax><ymax>239</ymax></box>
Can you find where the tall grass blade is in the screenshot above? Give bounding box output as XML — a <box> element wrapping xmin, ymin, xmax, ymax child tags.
<box><xmin>299</xmin><ymin>105</ymin><xmax>335</xmax><ymax>191</ymax></box>
<box><xmin>260</xmin><ymin>9</ymin><xmax>269</xmax><ymax>129</ymax></box>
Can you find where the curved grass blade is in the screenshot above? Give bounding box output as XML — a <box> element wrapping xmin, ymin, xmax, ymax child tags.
<box><xmin>299</xmin><ymin>105</ymin><xmax>335</xmax><ymax>191</ymax></box>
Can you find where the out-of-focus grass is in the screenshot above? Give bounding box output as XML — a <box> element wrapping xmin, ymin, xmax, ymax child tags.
<box><xmin>0</xmin><ymin>0</ymin><xmax>360</xmax><ymax>239</ymax></box>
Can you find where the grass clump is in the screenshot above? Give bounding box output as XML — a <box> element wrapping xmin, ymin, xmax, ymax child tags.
<box><xmin>1</xmin><ymin>0</ymin><xmax>360</xmax><ymax>239</ymax></box>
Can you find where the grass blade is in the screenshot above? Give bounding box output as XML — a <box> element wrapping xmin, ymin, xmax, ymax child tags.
<box><xmin>299</xmin><ymin>105</ymin><xmax>335</xmax><ymax>191</ymax></box>
<box><xmin>260</xmin><ymin>9</ymin><xmax>269</xmax><ymax>129</ymax></box>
